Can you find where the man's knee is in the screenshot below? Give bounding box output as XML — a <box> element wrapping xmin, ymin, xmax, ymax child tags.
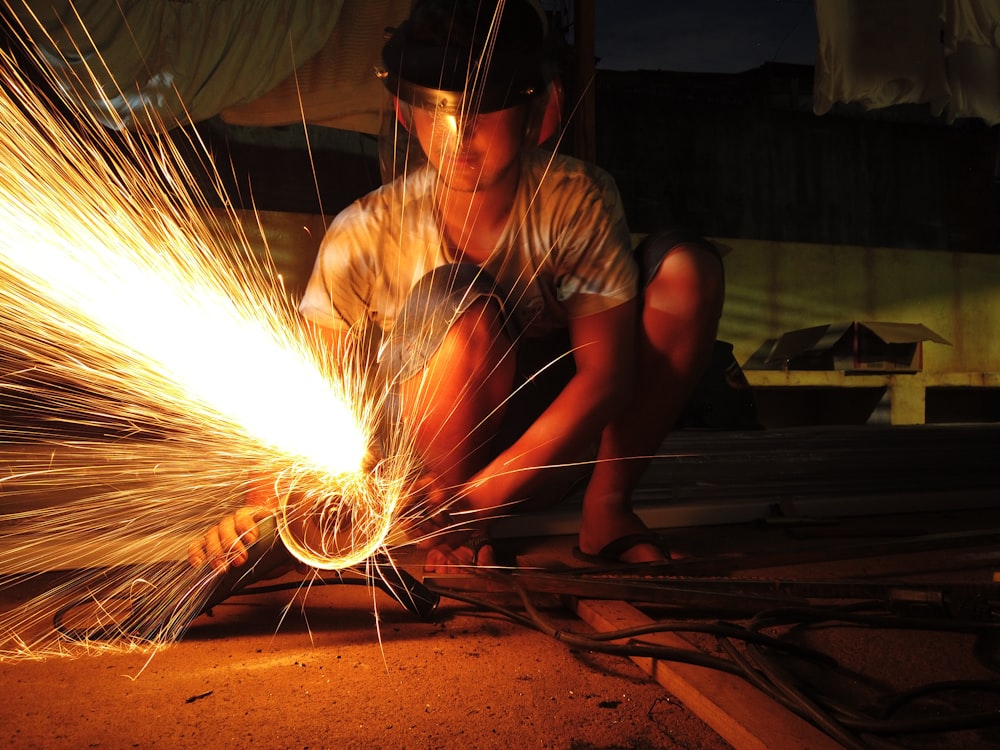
<box><xmin>644</xmin><ymin>241</ymin><xmax>725</xmax><ymax>323</ymax></box>
<box><xmin>440</xmin><ymin>297</ymin><xmax>512</xmax><ymax>365</ymax></box>
<box><xmin>382</xmin><ymin>263</ymin><xmax>511</xmax><ymax>383</ymax></box>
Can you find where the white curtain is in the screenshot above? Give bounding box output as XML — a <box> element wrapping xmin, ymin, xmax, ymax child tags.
<box><xmin>814</xmin><ymin>0</ymin><xmax>1000</xmax><ymax>124</ymax></box>
<box><xmin>8</xmin><ymin>0</ymin><xmax>407</xmax><ymax>134</ymax></box>
<box><xmin>220</xmin><ymin>0</ymin><xmax>413</xmax><ymax>135</ymax></box>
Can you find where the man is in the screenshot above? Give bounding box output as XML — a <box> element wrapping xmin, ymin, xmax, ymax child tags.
<box><xmin>190</xmin><ymin>0</ymin><xmax>724</xmax><ymax>575</ymax></box>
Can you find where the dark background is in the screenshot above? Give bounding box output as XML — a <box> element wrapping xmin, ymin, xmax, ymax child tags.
<box><xmin>5</xmin><ymin>0</ymin><xmax>994</xmax><ymax>254</ymax></box>
<box><xmin>179</xmin><ymin>0</ymin><xmax>998</xmax><ymax>255</ymax></box>
<box><xmin>184</xmin><ymin>62</ymin><xmax>998</xmax><ymax>255</ymax></box>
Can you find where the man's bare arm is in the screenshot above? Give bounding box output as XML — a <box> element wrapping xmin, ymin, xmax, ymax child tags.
<box><xmin>460</xmin><ymin>299</ymin><xmax>637</xmax><ymax>516</ymax></box>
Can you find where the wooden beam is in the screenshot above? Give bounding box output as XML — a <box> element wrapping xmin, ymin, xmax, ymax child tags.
<box><xmin>573</xmin><ymin>599</ymin><xmax>845</xmax><ymax>750</ymax></box>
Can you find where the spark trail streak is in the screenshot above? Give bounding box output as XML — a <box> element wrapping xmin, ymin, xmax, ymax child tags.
<box><xmin>0</xmin><ymin>22</ymin><xmax>411</xmax><ymax>659</ymax></box>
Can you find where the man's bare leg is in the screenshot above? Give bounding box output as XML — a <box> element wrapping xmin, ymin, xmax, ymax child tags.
<box><xmin>396</xmin><ymin>299</ymin><xmax>515</xmax><ymax>571</ymax></box>
<box><xmin>578</xmin><ymin>241</ymin><xmax>725</xmax><ymax>563</ymax></box>
<box><xmin>399</xmin><ymin>298</ymin><xmax>515</xmax><ymax>487</ymax></box>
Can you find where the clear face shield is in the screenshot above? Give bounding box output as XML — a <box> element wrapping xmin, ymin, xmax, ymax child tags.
<box><xmin>376</xmin><ymin>71</ymin><xmax>562</xmax><ymax>184</ymax></box>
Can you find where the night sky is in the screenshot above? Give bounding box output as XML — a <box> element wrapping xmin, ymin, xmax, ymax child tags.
<box><xmin>593</xmin><ymin>0</ymin><xmax>817</xmax><ymax>73</ymax></box>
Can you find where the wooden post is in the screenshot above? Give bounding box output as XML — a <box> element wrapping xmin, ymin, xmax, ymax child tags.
<box><xmin>573</xmin><ymin>0</ymin><xmax>597</xmax><ymax>162</ymax></box>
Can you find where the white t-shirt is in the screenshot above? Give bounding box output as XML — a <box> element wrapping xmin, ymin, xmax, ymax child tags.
<box><xmin>299</xmin><ymin>149</ymin><xmax>637</xmax><ymax>339</ymax></box>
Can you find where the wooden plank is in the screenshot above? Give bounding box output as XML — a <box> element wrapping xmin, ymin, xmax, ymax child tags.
<box><xmin>745</xmin><ymin>370</ymin><xmax>897</xmax><ymax>388</ymax></box>
<box><xmin>744</xmin><ymin>370</ymin><xmax>1000</xmax><ymax>425</ymax></box>
<box><xmin>491</xmin><ymin>486</ymin><xmax>1000</xmax><ymax>540</ymax></box>
<box><xmin>744</xmin><ymin>369</ymin><xmax>1000</xmax><ymax>389</ymax></box>
<box><xmin>573</xmin><ymin>599</ymin><xmax>844</xmax><ymax>750</ymax></box>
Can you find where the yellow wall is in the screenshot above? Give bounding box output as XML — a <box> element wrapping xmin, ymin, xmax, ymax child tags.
<box><xmin>715</xmin><ymin>238</ymin><xmax>1000</xmax><ymax>373</ymax></box>
<box><xmin>216</xmin><ymin>208</ymin><xmax>327</xmax><ymax>300</ymax></box>
<box><xmin>233</xmin><ymin>212</ymin><xmax>1000</xmax><ymax>374</ymax></box>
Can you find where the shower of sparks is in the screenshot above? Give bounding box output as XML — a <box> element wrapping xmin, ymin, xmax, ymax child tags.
<box><xmin>0</xmin><ymin>14</ymin><xmax>423</xmax><ymax>660</ymax></box>
<box><xmin>0</xmin><ymin>0</ymin><xmax>579</xmax><ymax>664</ymax></box>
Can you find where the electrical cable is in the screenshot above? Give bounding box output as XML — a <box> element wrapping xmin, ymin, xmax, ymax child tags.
<box><xmin>748</xmin><ymin>603</ymin><xmax>1000</xmax><ymax>635</ymax></box>
<box><xmin>727</xmin><ymin>633</ymin><xmax>871</xmax><ymax>749</ymax></box>
<box><xmin>567</xmin><ymin>616</ymin><xmax>837</xmax><ymax>665</ymax></box>
<box><xmin>424</xmin><ymin>573</ymin><xmax>1000</xmax><ymax>745</ymax></box>
<box><xmin>877</xmin><ymin>679</ymin><xmax>1000</xmax><ymax>719</ymax></box>
<box><xmin>714</xmin><ymin>635</ymin><xmax>873</xmax><ymax>750</ymax></box>
<box><xmin>741</xmin><ymin>602</ymin><xmax>1000</xmax><ymax>738</ymax></box>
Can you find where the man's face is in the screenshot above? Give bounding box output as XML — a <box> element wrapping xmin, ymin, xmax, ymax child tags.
<box><xmin>410</xmin><ymin>104</ymin><xmax>527</xmax><ymax>192</ymax></box>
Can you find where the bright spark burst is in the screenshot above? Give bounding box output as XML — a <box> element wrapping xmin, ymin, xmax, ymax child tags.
<box><xmin>0</xmin><ymin>11</ymin><xmax>418</xmax><ymax>660</ymax></box>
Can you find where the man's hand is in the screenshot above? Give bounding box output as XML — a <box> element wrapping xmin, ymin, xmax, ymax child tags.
<box><xmin>187</xmin><ymin>506</ymin><xmax>272</xmax><ymax>574</ymax></box>
<box><xmin>422</xmin><ymin>534</ymin><xmax>496</xmax><ymax>574</ymax></box>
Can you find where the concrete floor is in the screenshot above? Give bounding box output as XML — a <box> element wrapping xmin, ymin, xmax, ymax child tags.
<box><xmin>3</xmin><ymin>425</ymin><xmax>1000</xmax><ymax>749</ymax></box>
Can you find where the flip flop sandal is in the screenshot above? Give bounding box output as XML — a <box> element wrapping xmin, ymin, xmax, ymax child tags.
<box><xmin>572</xmin><ymin>531</ymin><xmax>670</xmax><ymax>566</ymax></box>
<box><xmin>468</xmin><ymin>535</ymin><xmax>494</xmax><ymax>566</ymax></box>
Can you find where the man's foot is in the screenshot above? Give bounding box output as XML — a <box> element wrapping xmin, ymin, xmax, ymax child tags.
<box><xmin>423</xmin><ymin>535</ymin><xmax>496</xmax><ymax>574</ymax></box>
<box><xmin>573</xmin><ymin>531</ymin><xmax>671</xmax><ymax>565</ymax></box>
<box><xmin>578</xmin><ymin>510</ymin><xmax>677</xmax><ymax>564</ymax></box>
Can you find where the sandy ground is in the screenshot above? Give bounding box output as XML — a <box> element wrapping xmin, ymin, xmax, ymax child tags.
<box><xmin>5</xmin><ymin>507</ymin><xmax>1000</xmax><ymax>750</ymax></box>
<box><xmin>1</xmin><ymin>559</ymin><xmax>732</xmax><ymax>750</ymax></box>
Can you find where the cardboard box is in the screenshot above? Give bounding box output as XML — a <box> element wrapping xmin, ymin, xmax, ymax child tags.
<box><xmin>758</xmin><ymin>321</ymin><xmax>951</xmax><ymax>372</ymax></box>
